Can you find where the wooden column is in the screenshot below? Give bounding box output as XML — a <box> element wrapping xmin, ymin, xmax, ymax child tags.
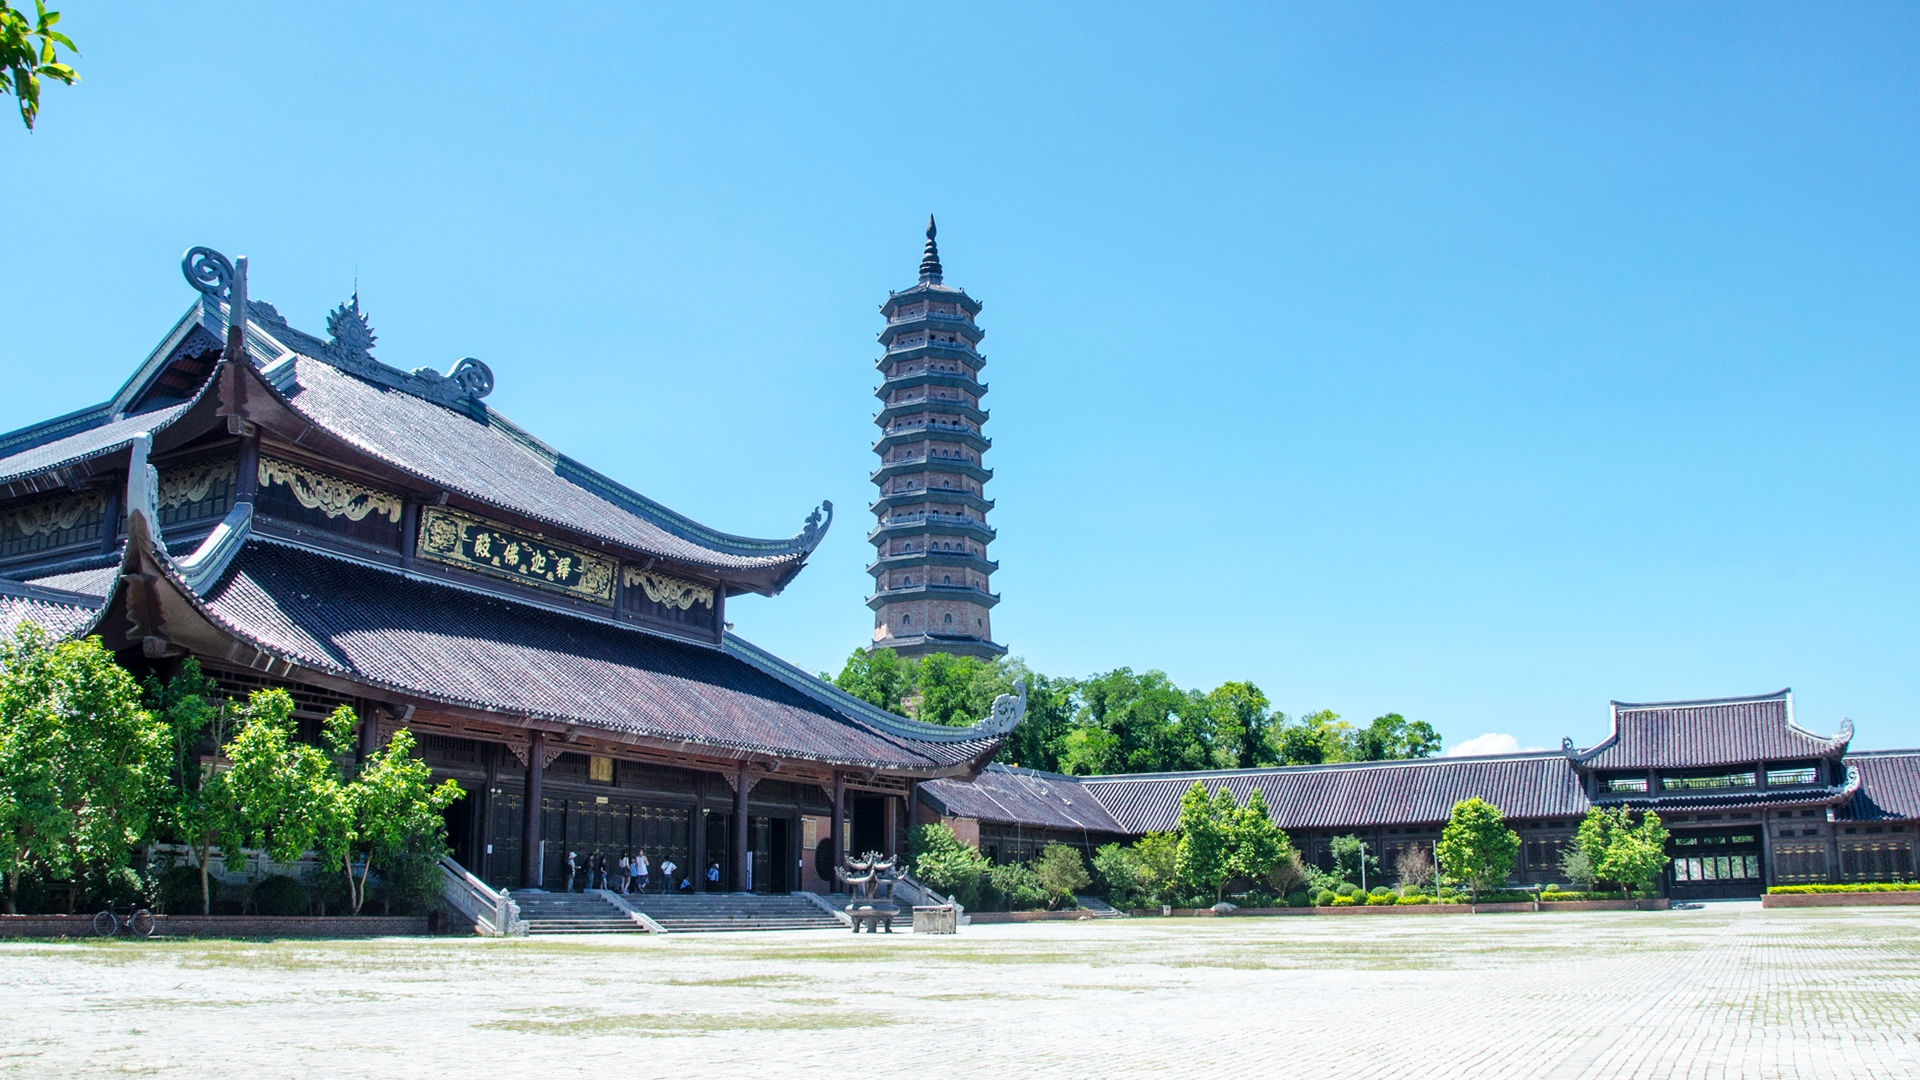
<box><xmin>733</xmin><ymin>765</ymin><xmax>752</xmax><ymax>892</ymax></box>
<box><xmin>830</xmin><ymin>772</ymin><xmax>846</xmax><ymax>884</ymax></box>
<box><xmin>692</xmin><ymin>788</ymin><xmax>708</xmax><ymax>892</ymax></box>
<box><xmin>355</xmin><ymin>701</ymin><xmax>379</xmax><ymax>769</ymax></box>
<box><xmin>523</xmin><ymin>731</ymin><xmax>545</xmax><ymax>888</ymax></box>
<box><xmin>480</xmin><ymin>744</ymin><xmax>499</xmax><ymax>882</ymax></box>
<box><xmin>884</xmin><ymin>795</ymin><xmax>899</xmax><ymax>858</ymax></box>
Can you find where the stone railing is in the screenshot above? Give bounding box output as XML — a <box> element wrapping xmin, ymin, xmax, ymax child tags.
<box><xmin>438</xmin><ymin>855</ymin><xmax>526</xmax><ymax>937</ymax></box>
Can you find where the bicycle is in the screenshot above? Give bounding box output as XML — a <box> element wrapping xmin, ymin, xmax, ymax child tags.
<box><xmin>93</xmin><ymin>901</ymin><xmax>155</xmax><ymax>938</ymax></box>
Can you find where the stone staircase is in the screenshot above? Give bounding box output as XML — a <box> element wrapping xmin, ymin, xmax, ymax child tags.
<box><xmin>627</xmin><ymin>893</ymin><xmax>848</xmax><ymax>933</ymax></box>
<box><xmin>1073</xmin><ymin>895</ymin><xmax>1126</xmax><ymax>918</ymax></box>
<box><xmin>512</xmin><ymin>891</ymin><xmax>646</xmax><ymax>934</ymax></box>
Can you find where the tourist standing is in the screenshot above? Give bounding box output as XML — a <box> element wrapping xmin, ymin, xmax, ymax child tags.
<box><xmin>635</xmin><ymin>850</ymin><xmax>650</xmax><ymax>894</ymax></box>
<box><xmin>628</xmin><ymin>852</ymin><xmax>642</xmax><ymax>894</ymax></box>
<box><xmin>566</xmin><ymin>851</ymin><xmax>578</xmax><ymax>892</ymax></box>
<box><xmin>660</xmin><ymin>858</ymin><xmax>677</xmax><ymax>895</ymax></box>
<box><xmin>617</xmin><ymin>854</ymin><xmax>629</xmax><ymax>894</ymax></box>
<box><xmin>707</xmin><ymin>862</ymin><xmax>720</xmax><ymax>891</ymax></box>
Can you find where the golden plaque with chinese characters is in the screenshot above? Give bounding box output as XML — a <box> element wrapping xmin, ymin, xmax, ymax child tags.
<box><xmin>416</xmin><ymin>506</ymin><xmax>617</xmax><ymax>605</ymax></box>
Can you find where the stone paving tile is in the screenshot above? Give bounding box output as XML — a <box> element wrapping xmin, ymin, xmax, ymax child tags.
<box><xmin>0</xmin><ymin>902</ymin><xmax>1915</xmax><ymax>1078</ymax></box>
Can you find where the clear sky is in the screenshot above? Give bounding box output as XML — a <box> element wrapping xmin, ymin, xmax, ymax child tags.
<box><xmin>5</xmin><ymin>3</ymin><xmax>1917</xmax><ymax>754</ymax></box>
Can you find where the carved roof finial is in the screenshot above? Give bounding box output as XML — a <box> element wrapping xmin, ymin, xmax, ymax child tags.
<box><xmin>918</xmin><ymin>214</ymin><xmax>942</xmax><ymax>285</ymax></box>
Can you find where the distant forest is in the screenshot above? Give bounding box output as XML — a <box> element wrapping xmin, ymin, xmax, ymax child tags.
<box><xmin>825</xmin><ymin>649</ymin><xmax>1441</xmax><ymax>776</ymax></box>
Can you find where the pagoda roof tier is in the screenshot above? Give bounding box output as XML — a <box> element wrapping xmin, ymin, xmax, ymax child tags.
<box><xmin>875</xmin><ymin>398</ymin><xmax>988</xmax><ymax>427</ymax></box>
<box><xmin>867</xmin><ymin>514</ymin><xmax>997</xmax><ymax>545</ymax></box>
<box><xmin>880</xmin><ymin>283</ymin><xmax>981</xmax><ymax>318</ymax></box>
<box><xmin>870</xmin><ymin>457</ymin><xmax>992</xmax><ymax>485</ymax></box>
<box><xmin>872</xmin><ymin>424</ymin><xmax>990</xmax><ymax>456</ymax></box>
<box><xmin>875</xmin><ymin>343</ymin><xmax>987</xmax><ymax>371</ymax></box>
<box><xmin>878</xmin><ymin>313</ymin><xmax>984</xmax><ymax>349</ymax></box>
<box><xmin>875</xmin><ymin>370</ymin><xmax>987</xmax><ymax>401</ymax></box>
<box><xmin>866</xmin><ymin>582</ymin><xmax>1000</xmax><ymax>611</ymax></box>
<box><xmin>1570</xmin><ymin>690</ymin><xmax>1850</xmax><ymax>771</ymax></box>
<box><xmin>866</xmin><ymin>550</ymin><xmax>998</xmax><ymax>577</ymax></box>
<box><xmin>75</xmin><ymin>501</ymin><xmax>1016</xmax><ymax>775</ymax></box>
<box><xmin>869</xmin><ymin>487</ymin><xmax>994</xmax><ymax>514</ymax></box>
<box><xmin>869</xmin><ymin>631</ymin><xmax>1008</xmax><ymax>660</ymax></box>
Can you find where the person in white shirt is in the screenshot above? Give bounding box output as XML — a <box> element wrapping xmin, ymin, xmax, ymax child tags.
<box><xmin>659</xmin><ymin>859</ymin><xmax>677</xmax><ymax>894</ymax></box>
<box><xmin>635</xmin><ymin>851</ymin><xmax>650</xmax><ymax>894</ymax></box>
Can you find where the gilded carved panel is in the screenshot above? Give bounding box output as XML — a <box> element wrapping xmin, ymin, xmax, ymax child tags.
<box><xmin>258</xmin><ymin>457</ymin><xmax>404</xmax><ymax>523</ymax></box>
<box><xmin>416</xmin><ymin>506</ymin><xmax>616</xmax><ymax>605</ymax></box>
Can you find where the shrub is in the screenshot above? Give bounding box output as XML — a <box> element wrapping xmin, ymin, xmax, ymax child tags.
<box><xmin>1335</xmin><ymin>882</ymin><xmax>1359</xmax><ymax>898</ymax></box>
<box><xmin>157</xmin><ymin>865</ymin><xmax>213</xmax><ymax>914</ymax></box>
<box><xmin>1314</xmin><ymin>889</ymin><xmax>1337</xmax><ymax>906</ymax></box>
<box><xmin>1364</xmin><ymin>892</ymin><xmax>1395</xmax><ymax>905</ymax></box>
<box><xmin>250</xmin><ymin>874</ymin><xmax>309</xmax><ymax>916</ymax></box>
<box><xmin>1092</xmin><ymin>843</ymin><xmax>1149</xmax><ymax>910</ymax></box>
<box><xmin>1398</xmin><ymin>894</ymin><xmax>1431</xmax><ymax>905</ymax></box>
<box><xmin>1035</xmin><ymin>844</ymin><xmax>1091</xmax><ymax>909</ymax></box>
<box><xmin>1286</xmin><ymin>890</ymin><xmax>1310</xmax><ymax>908</ymax></box>
<box><xmin>1542</xmin><ymin>882</ymin><xmax>1560</xmax><ymax>893</ymax></box>
<box><xmin>987</xmin><ymin>862</ymin><xmax>1050</xmax><ymax>911</ymax></box>
<box><xmin>1368</xmin><ymin>885</ymin><xmax>1392</xmax><ymax>897</ymax></box>
<box><xmin>908</xmin><ymin>823</ymin><xmax>989</xmax><ymax>909</ymax></box>
<box><xmin>1330</xmin><ymin>894</ymin><xmax>1357</xmax><ymax>906</ymax></box>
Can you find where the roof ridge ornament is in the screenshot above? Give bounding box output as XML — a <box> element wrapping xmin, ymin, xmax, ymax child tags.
<box><xmin>324</xmin><ymin>293</ymin><xmax>378</xmax><ymax>369</ymax></box>
<box><xmin>798</xmin><ymin>499</ymin><xmax>833</xmax><ymax>551</ymax></box>
<box><xmin>182</xmin><ymin>247</ymin><xmax>234</xmax><ymax>298</ymax></box>
<box><xmin>918</xmin><ymin>215</ymin><xmax>942</xmax><ymax>285</ymax></box>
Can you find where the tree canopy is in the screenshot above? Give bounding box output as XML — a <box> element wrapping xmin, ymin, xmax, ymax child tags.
<box><xmin>829</xmin><ymin>650</ymin><xmax>1441</xmax><ymax>777</ymax></box>
<box><xmin>1435</xmin><ymin>797</ymin><xmax>1519</xmax><ymax>902</ymax></box>
<box><xmin>1575</xmin><ymin>807</ymin><xmax>1671</xmax><ymax>895</ymax></box>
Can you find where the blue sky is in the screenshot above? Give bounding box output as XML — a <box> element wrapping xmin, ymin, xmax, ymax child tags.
<box><xmin>4</xmin><ymin>3</ymin><xmax>1917</xmax><ymax>753</ymax></box>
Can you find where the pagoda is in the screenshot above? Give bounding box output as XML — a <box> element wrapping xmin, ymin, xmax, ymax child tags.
<box><xmin>867</xmin><ymin>219</ymin><xmax>1006</xmax><ymax>659</ymax></box>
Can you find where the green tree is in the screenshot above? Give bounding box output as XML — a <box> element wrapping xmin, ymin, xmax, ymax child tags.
<box><xmin>1000</xmin><ymin>667</ymin><xmax>1078</xmax><ymax>772</ymax></box>
<box><xmin>1069</xmin><ymin>668</ymin><xmax>1212</xmax><ymax>775</ymax></box>
<box><xmin>220</xmin><ymin>689</ymin><xmax>333</xmax><ymax>868</ymax></box>
<box><xmin>1350</xmin><ymin>713</ymin><xmax>1442</xmax><ymax>761</ymax></box>
<box><xmin>1</xmin><ymin>2</ymin><xmax>77</xmax><ymax>130</ymax></box>
<box><xmin>1206</xmin><ymin>681</ymin><xmax>1277</xmax><ymax>769</ymax></box>
<box><xmin>911</xmin><ymin>652</ymin><xmax>1004</xmax><ymax>727</ymax></box>
<box><xmin>1130</xmin><ymin>831</ymin><xmax>1179</xmax><ymax>905</ymax></box>
<box><xmin>832</xmin><ymin>647</ymin><xmax>914</xmax><ymax>715</ymax></box>
<box><xmin>1329</xmin><ymin>834</ymin><xmax>1381</xmax><ymax>887</ymax></box>
<box><xmin>1092</xmin><ymin>842</ymin><xmax>1148</xmax><ymax>909</ymax></box>
<box><xmin>1435</xmin><ymin>798</ymin><xmax>1519</xmax><ymax>903</ymax></box>
<box><xmin>145</xmin><ymin>659</ymin><xmax>244</xmax><ymax>915</ymax></box>
<box><xmin>986</xmin><ymin>860</ymin><xmax>1050</xmax><ymax>911</ymax></box>
<box><xmin>315</xmin><ymin>706</ymin><xmax>463</xmax><ymax>916</ymax></box>
<box><xmin>1226</xmin><ymin>788</ymin><xmax>1290</xmax><ymax>886</ymax></box>
<box><xmin>0</xmin><ymin>625</ymin><xmax>167</xmax><ymax>912</ymax></box>
<box><xmin>1034</xmin><ymin>843</ymin><xmax>1091</xmax><ymax>909</ymax></box>
<box><xmin>1271</xmin><ymin>709</ymin><xmax>1352</xmax><ymax>765</ymax></box>
<box><xmin>906</xmin><ymin>822</ymin><xmax>989</xmax><ymax>908</ymax></box>
<box><xmin>1575</xmin><ymin>807</ymin><xmax>1671</xmax><ymax>896</ymax></box>
<box><xmin>1174</xmin><ymin>782</ymin><xmax>1237</xmax><ymax>902</ymax></box>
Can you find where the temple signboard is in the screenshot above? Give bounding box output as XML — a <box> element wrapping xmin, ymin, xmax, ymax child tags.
<box><xmin>416</xmin><ymin>506</ymin><xmax>616</xmax><ymax>605</ymax></box>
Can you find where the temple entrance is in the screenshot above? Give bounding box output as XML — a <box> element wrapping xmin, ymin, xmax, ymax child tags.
<box><xmin>851</xmin><ymin>796</ymin><xmax>886</xmax><ymax>857</ymax></box>
<box><xmin>704</xmin><ymin>812</ymin><xmax>733</xmax><ymax>891</ymax></box>
<box><xmin>442</xmin><ymin>786</ymin><xmax>479</xmax><ymax>870</ymax></box>
<box><xmin>1668</xmin><ymin>827</ymin><xmax>1766</xmax><ymax>900</ymax></box>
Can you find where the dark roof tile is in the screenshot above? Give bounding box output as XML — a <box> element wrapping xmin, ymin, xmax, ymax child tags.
<box><xmin>1576</xmin><ymin>692</ymin><xmax>1848</xmax><ymax>770</ymax></box>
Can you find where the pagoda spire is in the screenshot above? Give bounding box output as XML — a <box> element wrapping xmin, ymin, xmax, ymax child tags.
<box><xmin>918</xmin><ymin>215</ymin><xmax>943</xmax><ymax>285</ymax></box>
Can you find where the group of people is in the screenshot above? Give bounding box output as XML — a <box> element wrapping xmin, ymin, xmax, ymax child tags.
<box><xmin>565</xmin><ymin>851</ymin><xmax>686</xmax><ymax>894</ymax></box>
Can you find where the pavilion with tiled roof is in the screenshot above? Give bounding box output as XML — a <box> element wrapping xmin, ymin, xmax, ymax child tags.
<box><xmin>0</xmin><ymin>247</ymin><xmax>1026</xmax><ymax>895</ymax></box>
<box><xmin>921</xmin><ymin>689</ymin><xmax>1918</xmax><ymax>899</ymax></box>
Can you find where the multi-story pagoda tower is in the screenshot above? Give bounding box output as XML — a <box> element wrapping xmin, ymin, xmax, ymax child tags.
<box><xmin>867</xmin><ymin>218</ymin><xmax>1006</xmax><ymax>660</ymax></box>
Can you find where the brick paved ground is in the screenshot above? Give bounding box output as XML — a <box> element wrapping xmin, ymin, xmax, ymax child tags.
<box><xmin>1</xmin><ymin>901</ymin><xmax>1915</xmax><ymax>1078</ymax></box>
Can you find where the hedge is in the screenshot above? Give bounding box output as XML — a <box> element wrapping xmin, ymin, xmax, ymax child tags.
<box><xmin>1767</xmin><ymin>882</ymin><xmax>1920</xmax><ymax>895</ymax></box>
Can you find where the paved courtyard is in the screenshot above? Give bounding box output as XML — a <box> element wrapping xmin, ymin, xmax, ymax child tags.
<box><xmin>0</xmin><ymin>902</ymin><xmax>1915</xmax><ymax>1078</ymax></box>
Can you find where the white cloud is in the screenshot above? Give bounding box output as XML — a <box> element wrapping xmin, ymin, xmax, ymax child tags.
<box><xmin>1444</xmin><ymin>732</ymin><xmax>1544</xmax><ymax>757</ymax></box>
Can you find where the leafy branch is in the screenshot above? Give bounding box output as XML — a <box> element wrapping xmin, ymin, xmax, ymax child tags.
<box><xmin>1</xmin><ymin>1</ymin><xmax>78</xmax><ymax>131</ymax></box>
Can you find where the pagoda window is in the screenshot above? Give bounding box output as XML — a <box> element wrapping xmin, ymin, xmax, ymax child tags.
<box><xmin>1660</xmin><ymin>770</ymin><xmax>1758</xmax><ymax>792</ymax></box>
<box><xmin>901</xmin><ymin>615</ymin><xmax>911</xmax><ymax>625</ymax></box>
<box><xmin>1765</xmin><ymin>766</ymin><xmax>1817</xmax><ymax>786</ymax></box>
<box><xmin>944</xmin><ymin>614</ymin><xmax>953</xmax><ymax>624</ymax></box>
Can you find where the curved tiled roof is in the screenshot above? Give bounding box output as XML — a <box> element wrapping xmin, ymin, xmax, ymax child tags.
<box><xmin>0</xmin><ymin>579</ymin><xmax>103</xmax><ymax>640</ymax></box>
<box><xmin>1574</xmin><ymin>691</ymin><xmax>1850</xmax><ymax>770</ymax></box>
<box><xmin>921</xmin><ymin>766</ymin><xmax>1129</xmax><ymax>833</ymax></box>
<box><xmin>0</xmin><ymin>403</ymin><xmax>192</xmax><ymax>487</ymax></box>
<box><xmin>1078</xmin><ymin>754</ymin><xmax>1590</xmax><ymax>833</ymax></box>
<box><xmin>275</xmin><ymin>357</ymin><xmax>823</xmax><ymax>573</ymax></box>
<box><xmin>187</xmin><ymin>539</ymin><xmax>990</xmax><ymax>771</ymax></box>
<box><xmin>1841</xmin><ymin>752</ymin><xmax>1920</xmax><ymax>822</ymax></box>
